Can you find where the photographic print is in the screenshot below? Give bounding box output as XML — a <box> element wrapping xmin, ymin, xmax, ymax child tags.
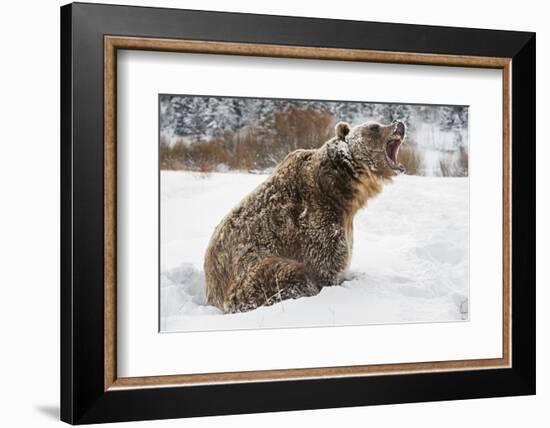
<box><xmin>159</xmin><ymin>94</ymin><xmax>469</xmax><ymax>332</ymax></box>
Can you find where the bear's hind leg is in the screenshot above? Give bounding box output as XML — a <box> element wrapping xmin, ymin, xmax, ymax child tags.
<box><xmin>224</xmin><ymin>257</ymin><xmax>320</xmax><ymax>313</ymax></box>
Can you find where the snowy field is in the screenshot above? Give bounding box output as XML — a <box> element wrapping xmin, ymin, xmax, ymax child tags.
<box><xmin>160</xmin><ymin>171</ymin><xmax>469</xmax><ymax>332</ymax></box>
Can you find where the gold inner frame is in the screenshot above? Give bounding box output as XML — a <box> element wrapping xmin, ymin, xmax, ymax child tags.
<box><xmin>104</xmin><ymin>35</ymin><xmax>512</xmax><ymax>391</ymax></box>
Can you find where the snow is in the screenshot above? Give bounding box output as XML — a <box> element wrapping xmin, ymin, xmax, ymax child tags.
<box><xmin>160</xmin><ymin>171</ymin><xmax>469</xmax><ymax>332</ymax></box>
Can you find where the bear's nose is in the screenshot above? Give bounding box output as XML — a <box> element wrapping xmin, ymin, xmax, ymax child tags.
<box><xmin>392</xmin><ymin>120</ymin><xmax>405</xmax><ymax>137</ymax></box>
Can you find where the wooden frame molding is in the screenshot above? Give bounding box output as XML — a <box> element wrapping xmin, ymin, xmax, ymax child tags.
<box><xmin>104</xmin><ymin>35</ymin><xmax>512</xmax><ymax>391</ymax></box>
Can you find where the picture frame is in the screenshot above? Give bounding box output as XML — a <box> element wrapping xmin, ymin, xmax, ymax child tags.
<box><xmin>60</xmin><ymin>2</ymin><xmax>535</xmax><ymax>424</ymax></box>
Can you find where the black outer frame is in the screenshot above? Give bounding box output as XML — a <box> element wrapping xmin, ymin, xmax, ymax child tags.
<box><xmin>60</xmin><ymin>2</ymin><xmax>535</xmax><ymax>424</ymax></box>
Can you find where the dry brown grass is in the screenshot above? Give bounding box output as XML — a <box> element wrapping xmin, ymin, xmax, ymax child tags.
<box><xmin>438</xmin><ymin>147</ymin><xmax>469</xmax><ymax>177</ymax></box>
<box><xmin>159</xmin><ymin>106</ymin><xmax>335</xmax><ymax>172</ymax></box>
<box><xmin>398</xmin><ymin>143</ymin><xmax>421</xmax><ymax>175</ymax></box>
<box><xmin>160</xmin><ymin>110</ymin><xmax>469</xmax><ymax>177</ymax></box>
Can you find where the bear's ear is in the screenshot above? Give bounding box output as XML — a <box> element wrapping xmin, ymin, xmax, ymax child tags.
<box><xmin>335</xmin><ymin>122</ymin><xmax>350</xmax><ymax>140</ymax></box>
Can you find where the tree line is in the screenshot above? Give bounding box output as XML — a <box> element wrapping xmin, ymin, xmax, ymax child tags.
<box><xmin>159</xmin><ymin>95</ymin><xmax>469</xmax><ymax>176</ymax></box>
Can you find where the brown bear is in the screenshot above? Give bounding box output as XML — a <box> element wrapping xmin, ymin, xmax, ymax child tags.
<box><xmin>204</xmin><ymin>120</ymin><xmax>406</xmax><ymax>313</ymax></box>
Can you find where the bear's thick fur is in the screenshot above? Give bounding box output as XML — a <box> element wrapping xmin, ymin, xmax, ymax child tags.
<box><xmin>204</xmin><ymin>120</ymin><xmax>406</xmax><ymax>313</ymax></box>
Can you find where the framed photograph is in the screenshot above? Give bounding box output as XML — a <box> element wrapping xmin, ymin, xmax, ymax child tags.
<box><xmin>60</xmin><ymin>2</ymin><xmax>535</xmax><ymax>424</ymax></box>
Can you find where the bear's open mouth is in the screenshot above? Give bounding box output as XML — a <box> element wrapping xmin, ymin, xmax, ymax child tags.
<box><xmin>384</xmin><ymin>121</ymin><xmax>406</xmax><ymax>173</ymax></box>
<box><xmin>385</xmin><ymin>137</ymin><xmax>405</xmax><ymax>172</ymax></box>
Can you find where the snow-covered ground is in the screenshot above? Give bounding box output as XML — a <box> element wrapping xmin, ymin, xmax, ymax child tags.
<box><xmin>160</xmin><ymin>171</ymin><xmax>469</xmax><ymax>332</ymax></box>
